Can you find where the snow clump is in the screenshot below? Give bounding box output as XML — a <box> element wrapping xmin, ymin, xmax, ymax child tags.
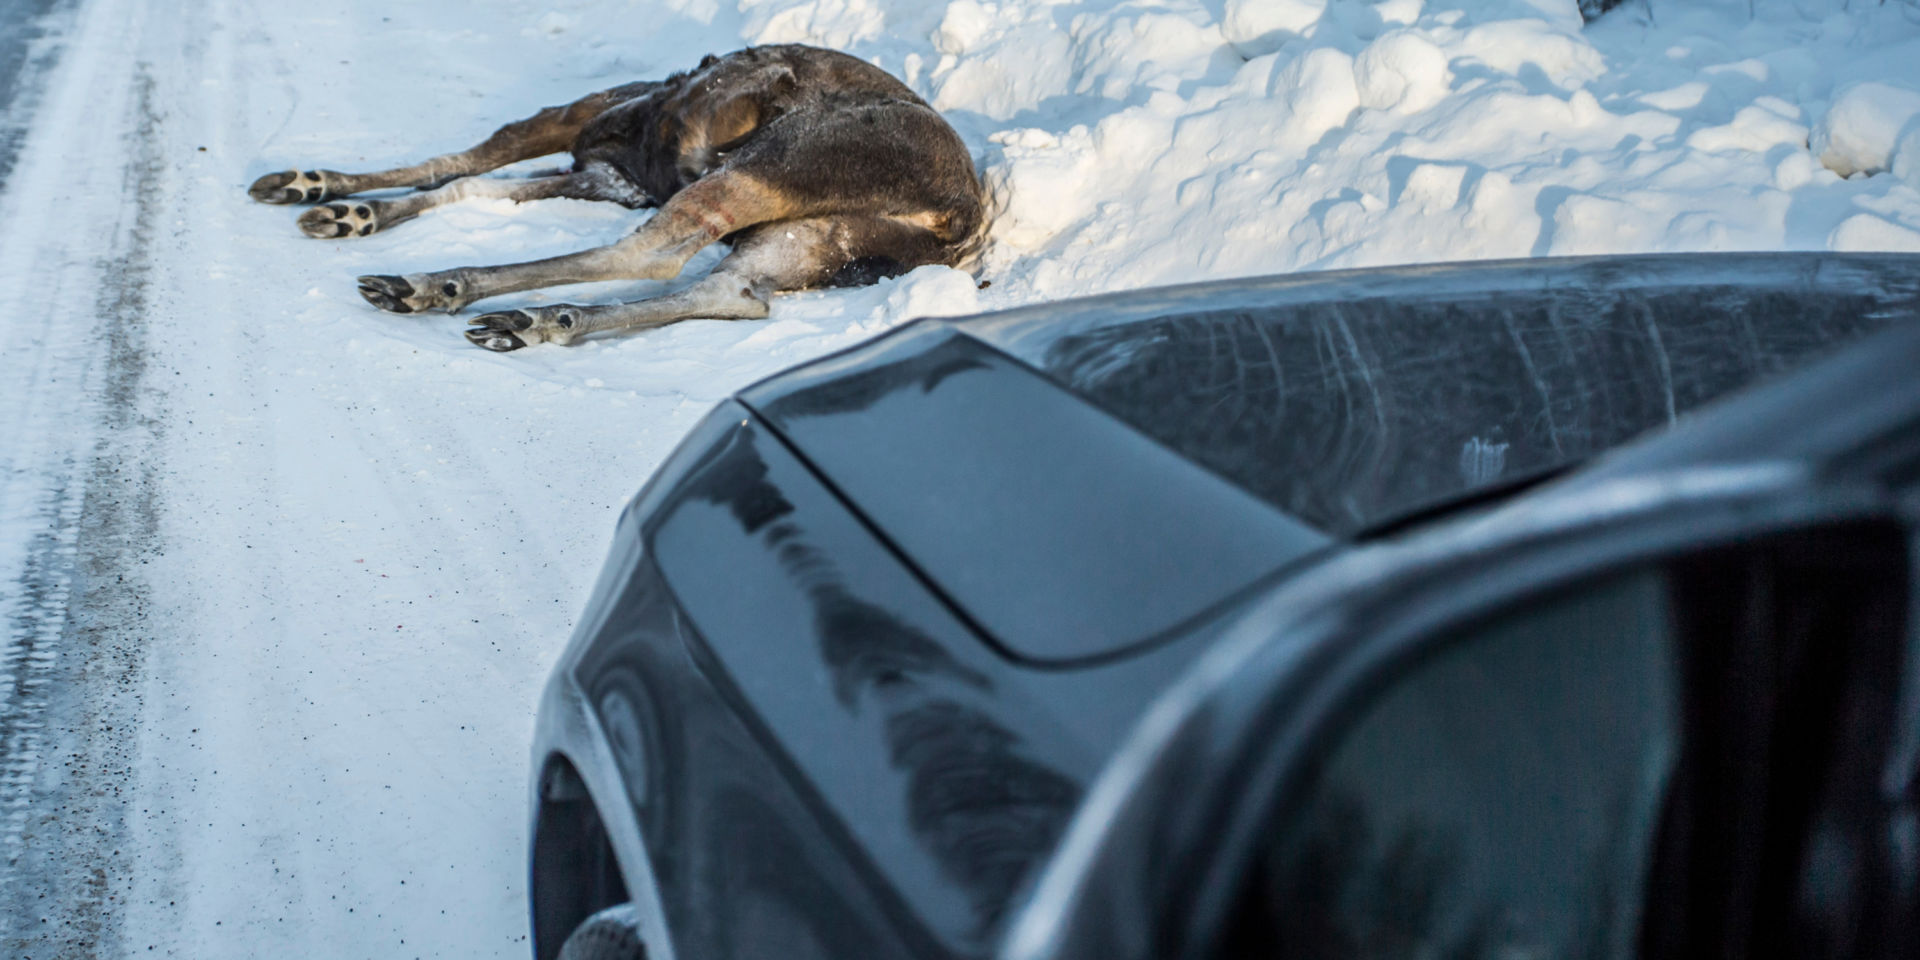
<box><xmin>1811</xmin><ymin>81</ymin><xmax>1920</xmax><ymax>185</ymax></box>
<box><xmin>1221</xmin><ymin>0</ymin><xmax>1328</xmax><ymax>58</ymax></box>
<box><xmin>1354</xmin><ymin>30</ymin><xmax>1451</xmax><ymax>113</ymax></box>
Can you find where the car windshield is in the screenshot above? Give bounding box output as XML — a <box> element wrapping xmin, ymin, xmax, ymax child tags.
<box><xmin>961</xmin><ymin>253</ymin><xmax>1920</xmax><ymax>535</ymax></box>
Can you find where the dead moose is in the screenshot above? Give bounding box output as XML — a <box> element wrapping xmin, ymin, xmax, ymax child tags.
<box><xmin>249</xmin><ymin>45</ymin><xmax>991</xmax><ymax>352</ymax></box>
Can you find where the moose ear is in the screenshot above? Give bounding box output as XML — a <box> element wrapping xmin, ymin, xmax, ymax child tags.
<box><xmin>705</xmin><ymin>95</ymin><xmax>763</xmax><ymax>154</ymax></box>
<box><xmin>705</xmin><ymin>66</ymin><xmax>798</xmax><ymax>152</ymax></box>
<box><xmin>759</xmin><ymin>64</ymin><xmax>798</xmax><ymax>99</ymax></box>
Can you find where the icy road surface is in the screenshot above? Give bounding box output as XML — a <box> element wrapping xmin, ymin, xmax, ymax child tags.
<box><xmin>0</xmin><ymin>0</ymin><xmax>1916</xmax><ymax>956</ymax></box>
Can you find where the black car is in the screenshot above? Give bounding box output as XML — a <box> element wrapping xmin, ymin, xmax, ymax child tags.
<box><xmin>527</xmin><ymin>252</ymin><xmax>1920</xmax><ymax>960</ymax></box>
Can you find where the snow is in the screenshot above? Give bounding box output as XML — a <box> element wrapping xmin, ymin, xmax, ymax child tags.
<box><xmin>1812</xmin><ymin>79</ymin><xmax>1920</xmax><ymax>182</ymax></box>
<box><xmin>0</xmin><ymin>0</ymin><xmax>1916</xmax><ymax>956</ymax></box>
<box><xmin>1354</xmin><ymin>30</ymin><xmax>1454</xmax><ymax>112</ymax></box>
<box><xmin>1223</xmin><ymin>0</ymin><xmax>1333</xmax><ymax>57</ymax></box>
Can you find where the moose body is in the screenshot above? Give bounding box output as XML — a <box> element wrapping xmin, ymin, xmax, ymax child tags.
<box><xmin>249</xmin><ymin>45</ymin><xmax>991</xmax><ymax>351</ymax></box>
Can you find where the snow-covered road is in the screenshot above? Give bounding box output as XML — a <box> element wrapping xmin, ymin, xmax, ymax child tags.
<box><xmin>0</xmin><ymin>1</ymin><xmax>743</xmax><ymax>956</ymax></box>
<box><xmin>0</xmin><ymin>0</ymin><xmax>1916</xmax><ymax>956</ymax></box>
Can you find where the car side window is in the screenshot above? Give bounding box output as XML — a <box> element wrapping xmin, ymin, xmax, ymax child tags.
<box><xmin>1220</xmin><ymin>569</ymin><xmax>1680</xmax><ymax>960</ymax></box>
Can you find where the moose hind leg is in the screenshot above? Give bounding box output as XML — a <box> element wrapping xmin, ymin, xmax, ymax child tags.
<box><xmin>463</xmin><ymin>220</ymin><xmax>850</xmax><ymax>351</ymax></box>
<box><xmin>358</xmin><ymin>169</ymin><xmax>790</xmax><ymax>314</ymax></box>
<box><xmin>248</xmin><ymin>80</ymin><xmax>658</xmax><ymax>205</ymax></box>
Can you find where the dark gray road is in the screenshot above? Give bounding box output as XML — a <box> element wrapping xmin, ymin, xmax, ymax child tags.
<box><xmin>0</xmin><ymin>3</ymin><xmax>158</xmax><ymax>957</ymax></box>
<box><xmin>0</xmin><ymin>0</ymin><xmax>75</xmax><ymax>189</ymax></box>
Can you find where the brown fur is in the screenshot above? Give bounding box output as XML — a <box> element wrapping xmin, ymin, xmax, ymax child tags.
<box><xmin>248</xmin><ymin>45</ymin><xmax>991</xmax><ymax>351</ymax></box>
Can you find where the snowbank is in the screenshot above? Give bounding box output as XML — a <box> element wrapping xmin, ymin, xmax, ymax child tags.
<box><xmin>720</xmin><ymin>0</ymin><xmax>1920</xmax><ymax>304</ymax></box>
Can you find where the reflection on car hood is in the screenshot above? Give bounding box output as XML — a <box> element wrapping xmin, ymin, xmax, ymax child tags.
<box><xmin>741</xmin><ymin>323</ymin><xmax>1331</xmax><ymax>665</ymax></box>
<box><xmin>958</xmin><ymin>252</ymin><xmax>1920</xmax><ymax>535</ymax></box>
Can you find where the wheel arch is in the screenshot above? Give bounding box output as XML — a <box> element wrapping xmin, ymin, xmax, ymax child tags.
<box><xmin>532</xmin><ymin>751</ymin><xmax>631</xmax><ymax>960</ymax></box>
<box><xmin>529</xmin><ymin>671</ymin><xmax>677</xmax><ymax>960</ymax></box>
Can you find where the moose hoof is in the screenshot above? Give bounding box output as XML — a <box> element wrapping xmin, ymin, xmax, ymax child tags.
<box><xmin>465</xmin><ymin>306</ymin><xmax>585</xmax><ymax>350</ymax></box>
<box><xmin>466</xmin><ymin>312</ymin><xmax>533</xmax><ymax>351</ymax></box>
<box><xmin>357</xmin><ymin>274</ymin><xmax>416</xmax><ymax>313</ymax></box>
<box><xmin>249</xmin><ymin>170</ymin><xmax>334</xmax><ymax>204</ymax></box>
<box><xmin>357</xmin><ymin>273</ymin><xmax>471</xmax><ymax>314</ymax></box>
<box><xmin>299</xmin><ymin>202</ymin><xmax>381</xmax><ymax>239</ymax></box>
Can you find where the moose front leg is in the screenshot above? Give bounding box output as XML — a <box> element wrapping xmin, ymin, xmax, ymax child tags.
<box><xmin>293</xmin><ymin>173</ymin><xmax>555</xmax><ymax>239</ymax></box>
<box><xmin>356</xmin><ymin>171</ymin><xmax>789</xmax><ymax>314</ymax></box>
<box><xmin>295</xmin><ymin>164</ymin><xmax>647</xmax><ymax>239</ymax></box>
<box><xmin>247</xmin><ymin>80</ymin><xmax>658</xmax><ymax>204</ymax></box>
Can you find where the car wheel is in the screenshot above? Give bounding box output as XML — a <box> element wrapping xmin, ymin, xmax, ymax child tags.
<box><xmin>557</xmin><ymin>903</ymin><xmax>647</xmax><ymax>960</ymax></box>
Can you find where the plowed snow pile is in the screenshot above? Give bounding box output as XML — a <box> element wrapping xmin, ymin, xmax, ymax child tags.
<box><xmin>762</xmin><ymin>0</ymin><xmax>1920</xmax><ymax>299</ymax></box>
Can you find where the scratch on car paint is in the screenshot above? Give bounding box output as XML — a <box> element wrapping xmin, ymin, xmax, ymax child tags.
<box><xmin>1328</xmin><ymin>305</ymin><xmax>1388</xmax><ymax>433</ymax></box>
<box><xmin>1638</xmin><ymin>299</ymin><xmax>1678</xmax><ymax>425</ymax></box>
<box><xmin>1501</xmin><ymin>308</ymin><xmax>1564</xmax><ymax>456</ymax></box>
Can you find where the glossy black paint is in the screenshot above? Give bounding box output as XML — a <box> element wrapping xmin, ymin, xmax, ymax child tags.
<box><xmin>534</xmin><ymin>399</ymin><xmax>1236</xmax><ymax>960</ymax></box>
<box><xmin>651</xmin><ymin>407</ymin><xmax>1081</xmax><ymax>949</ymax></box>
<box><xmin>741</xmin><ymin>324</ymin><xmax>1329</xmax><ymax>663</ymax></box>
<box><xmin>1001</xmin><ymin>321</ymin><xmax>1920</xmax><ymax>960</ymax></box>
<box><xmin>531</xmin><ymin>253</ymin><xmax>1920</xmax><ymax>960</ymax></box>
<box><xmin>962</xmin><ymin>252</ymin><xmax>1920</xmax><ymax>534</ymax></box>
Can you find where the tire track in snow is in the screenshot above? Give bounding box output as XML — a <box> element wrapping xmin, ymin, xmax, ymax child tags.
<box><xmin>0</xmin><ymin>479</ymin><xmax>83</xmax><ymax>850</ymax></box>
<box><xmin>0</xmin><ymin>0</ymin><xmax>167</xmax><ymax>941</ymax></box>
<box><xmin>0</xmin><ymin>6</ymin><xmax>85</xmax><ymax>839</ymax></box>
<box><xmin>111</xmin><ymin>1</ymin><xmax>581</xmax><ymax>953</ymax></box>
<box><xmin>0</xmin><ymin>0</ymin><xmax>79</xmax><ymax>190</ymax></box>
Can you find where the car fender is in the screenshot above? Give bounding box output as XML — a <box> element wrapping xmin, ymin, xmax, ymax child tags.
<box><xmin>532</xmin><ymin>660</ymin><xmax>678</xmax><ymax>960</ymax></box>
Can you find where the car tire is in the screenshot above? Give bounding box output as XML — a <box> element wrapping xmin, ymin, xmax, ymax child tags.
<box><xmin>557</xmin><ymin>903</ymin><xmax>647</xmax><ymax>960</ymax></box>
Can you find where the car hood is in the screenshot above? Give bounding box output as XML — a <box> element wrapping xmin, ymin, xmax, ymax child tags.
<box><xmin>740</xmin><ymin>322</ymin><xmax>1332</xmax><ymax>665</ymax></box>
